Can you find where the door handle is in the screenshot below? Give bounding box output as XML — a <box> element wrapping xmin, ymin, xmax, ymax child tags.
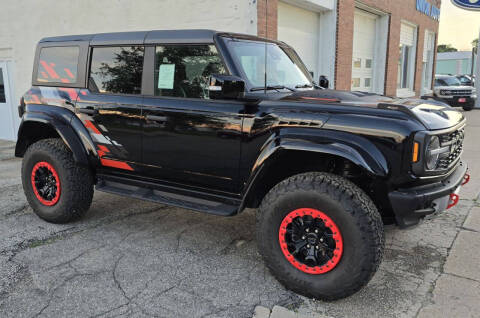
<box><xmin>78</xmin><ymin>108</ymin><xmax>98</xmax><ymax>115</ymax></box>
<box><xmin>146</xmin><ymin>115</ymin><xmax>167</xmax><ymax>122</ymax></box>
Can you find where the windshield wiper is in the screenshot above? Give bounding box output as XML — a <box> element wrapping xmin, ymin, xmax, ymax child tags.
<box><xmin>250</xmin><ymin>85</ymin><xmax>296</xmax><ymax>92</ymax></box>
<box><xmin>295</xmin><ymin>84</ymin><xmax>313</xmax><ymax>89</ymax></box>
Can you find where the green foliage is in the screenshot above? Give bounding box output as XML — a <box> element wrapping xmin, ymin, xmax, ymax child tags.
<box><xmin>437</xmin><ymin>44</ymin><xmax>458</xmax><ymax>53</ymax></box>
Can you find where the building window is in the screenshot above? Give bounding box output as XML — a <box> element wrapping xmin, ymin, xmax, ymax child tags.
<box><xmin>154</xmin><ymin>45</ymin><xmax>226</xmax><ymax>99</ymax></box>
<box><xmin>397</xmin><ymin>22</ymin><xmax>417</xmax><ymax>96</ymax></box>
<box><xmin>422</xmin><ymin>31</ymin><xmax>436</xmax><ymax>94</ymax></box>
<box><xmin>37</xmin><ymin>46</ymin><xmax>79</xmax><ymax>84</ymax></box>
<box><xmin>364</xmin><ymin>78</ymin><xmax>371</xmax><ymax>87</ymax></box>
<box><xmin>352</xmin><ymin>78</ymin><xmax>361</xmax><ymax>87</ymax></box>
<box><xmin>365</xmin><ymin>59</ymin><xmax>372</xmax><ymax>69</ymax></box>
<box><xmin>353</xmin><ymin>58</ymin><xmax>362</xmax><ymax>68</ymax></box>
<box><xmin>89</xmin><ymin>46</ymin><xmax>144</xmax><ymax>94</ymax></box>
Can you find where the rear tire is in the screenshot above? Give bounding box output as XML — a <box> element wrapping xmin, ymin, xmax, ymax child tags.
<box><xmin>22</xmin><ymin>138</ymin><xmax>93</xmax><ymax>223</ymax></box>
<box><xmin>256</xmin><ymin>172</ymin><xmax>384</xmax><ymax>300</ymax></box>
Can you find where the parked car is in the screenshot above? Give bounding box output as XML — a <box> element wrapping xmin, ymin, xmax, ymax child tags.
<box><xmin>16</xmin><ymin>30</ymin><xmax>469</xmax><ymax>301</ymax></box>
<box><xmin>456</xmin><ymin>74</ymin><xmax>474</xmax><ymax>87</ymax></box>
<box><xmin>434</xmin><ymin>74</ymin><xmax>476</xmax><ymax>111</ymax></box>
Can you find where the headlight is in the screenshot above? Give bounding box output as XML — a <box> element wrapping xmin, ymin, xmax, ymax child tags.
<box><xmin>425</xmin><ymin>136</ymin><xmax>440</xmax><ymax>170</ymax></box>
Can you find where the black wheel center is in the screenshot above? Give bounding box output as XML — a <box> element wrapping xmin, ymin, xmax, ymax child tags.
<box><xmin>34</xmin><ymin>167</ymin><xmax>58</xmax><ymax>200</ymax></box>
<box><xmin>284</xmin><ymin>215</ymin><xmax>337</xmax><ymax>268</ymax></box>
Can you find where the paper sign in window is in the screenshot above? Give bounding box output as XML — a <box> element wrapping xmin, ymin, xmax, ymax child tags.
<box><xmin>158</xmin><ymin>64</ymin><xmax>175</xmax><ymax>89</ymax></box>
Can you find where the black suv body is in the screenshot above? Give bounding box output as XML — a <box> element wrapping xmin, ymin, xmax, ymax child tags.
<box><xmin>16</xmin><ymin>30</ymin><xmax>469</xmax><ymax>300</ymax></box>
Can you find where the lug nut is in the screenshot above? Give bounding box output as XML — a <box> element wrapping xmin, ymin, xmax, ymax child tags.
<box><xmin>306</xmin><ymin>228</ymin><xmax>309</xmax><ymax>232</ymax></box>
<box><xmin>302</xmin><ymin>236</ymin><xmax>306</xmax><ymax>240</ymax></box>
<box><xmin>307</xmin><ymin>244</ymin><xmax>311</xmax><ymax>248</ymax></box>
<box><xmin>320</xmin><ymin>238</ymin><xmax>324</xmax><ymax>242</ymax></box>
<box><xmin>314</xmin><ymin>229</ymin><xmax>318</xmax><ymax>233</ymax></box>
<box><xmin>316</xmin><ymin>246</ymin><xmax>319</xmax><ymax>250</ymax></box>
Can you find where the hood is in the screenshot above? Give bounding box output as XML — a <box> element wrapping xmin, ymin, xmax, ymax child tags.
<box><xmin>280</xmin><ymin>89</ymin><xmax>465</xmax><ymax>130</ymax></box>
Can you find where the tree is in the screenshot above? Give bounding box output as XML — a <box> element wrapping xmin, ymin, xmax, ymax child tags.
<box><xmin>437</xmin><ymin>44</ymin><xmax>458</xmax><ymax>53</ymax></box>
<box><xmin>472</xmin><ymin>38</ymin><xmax>478</xmax><ymax>47</ymax></box>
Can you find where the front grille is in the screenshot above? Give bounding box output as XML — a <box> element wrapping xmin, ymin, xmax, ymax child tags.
<box><xmin>450</xmin><ymin>90</ymin><xmax>472</xmax><ymax>96</ymax></box>
<box><xmin>437</xmin><ymin>128</ymin><xmax>464</xmax><ymax>169</ymax></box>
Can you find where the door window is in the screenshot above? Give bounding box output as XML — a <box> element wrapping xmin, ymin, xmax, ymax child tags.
<box><xmin>89</xmin><ymin>46</ymin><xmax>144</xmax><ymax>94</ymax></box>
<box><xmin>154</xmin><ymin>45</ymin><xmax>226</xmax><ymax>99</ymax></box>
<box><xmin>37</xmin><ymin>46</ymin><xmax>79</xmax><ymax>84</ymax></box>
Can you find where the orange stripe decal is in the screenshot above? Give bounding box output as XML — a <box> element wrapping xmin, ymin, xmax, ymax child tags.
<box><xmin>84</xmin><ymin>120</ymin><xmax>101</xmax><ymax>134</ymax></box>
<box><xmin>64</xmin><ymin>68</ymin><xmax>75</xmax><ymax>79</ymax></box>
<box><xmin>100</xmin><ymin>158</ymin><xmax>134</xmax><ymax>171</ymax></box>
<box><xmin>40</xmin><ymin>60</ymin><xmax>60</xmax><ymax>79</ymax></box>
<box><xmin>97</xmin><ymin>145</ymin><xmax>110</xmax><ymax>158</ymax></box>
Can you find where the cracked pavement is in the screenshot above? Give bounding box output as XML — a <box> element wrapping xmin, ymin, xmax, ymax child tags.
<box><xmin>1</xmin><ymin>110</ymin><xmax>480</xmax><ymax>318</ymax></box>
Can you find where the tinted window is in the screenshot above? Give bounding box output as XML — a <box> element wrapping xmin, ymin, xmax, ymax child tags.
<box><xmin>37</xmin><ymin>46</ymin><xmax>79</xmax><ymax>84</ymax></box>
<box><xmin>154</xmin><ymin>45</ymin><xmax>226</xmax><ymax>98</ymax></box>
<box><xmin>89</xmin><ymin>46</ymin><xmax>144</xmax><ymax>94</ymax></box>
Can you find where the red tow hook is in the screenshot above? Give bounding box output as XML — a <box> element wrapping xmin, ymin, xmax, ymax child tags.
<box><xmin>447</xmin><ymin>193</ymin><xmax>460</xmax><ymax>209</ymax></box>
<box><xmin>462</xmin><ymin>173</ymin><xmax>470</xmax><ymax>186</ymax></box>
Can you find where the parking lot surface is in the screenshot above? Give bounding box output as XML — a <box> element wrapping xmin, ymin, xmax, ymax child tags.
<box><xmin>1</xmin><ymin>110</ymin><xmax>480</xmax><ymax>318</ymax></box>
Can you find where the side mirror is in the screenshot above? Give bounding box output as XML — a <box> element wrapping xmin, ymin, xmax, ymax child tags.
<box><xmin>319</xmin><ymin>75</ymin><xmax>329</xmax><ymax>89</ymax></box>
<box><xmin>209</xmin><ymin>74</ymin><xmax>246</xmax><ymax>100</ymax></box>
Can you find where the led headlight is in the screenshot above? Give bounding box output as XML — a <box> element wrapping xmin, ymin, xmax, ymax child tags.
<box><xmin>425</xmin><ymin>136</ymin><xmax>440</xmax><ymax>170</ymax></box>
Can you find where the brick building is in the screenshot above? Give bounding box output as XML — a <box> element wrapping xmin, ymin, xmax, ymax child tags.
<box><xmin>0</xmin><ymin>0</ymin><xmax>441</xmax><ymax>140</ymax></box>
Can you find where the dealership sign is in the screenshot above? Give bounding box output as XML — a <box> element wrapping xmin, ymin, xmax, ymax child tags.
<box><xmin>451</xmin><ymin>0</ymin><xmax>480</xmax><ymax>11</ymax></box>
<box><xmin>416</xmin><ymin>0</ymin><xmax>440</xmax><ymax>20</ymax></box>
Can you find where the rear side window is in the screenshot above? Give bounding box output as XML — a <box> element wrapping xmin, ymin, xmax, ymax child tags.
<box><xmin>37</xmin><ymin>46</ymin><xmax>79</xmax><ymax>84</ymax></box>
<box><xmin>89</xmin><ymin>46</ymin><xmax>144</xmax><ymax>95</ymax></box>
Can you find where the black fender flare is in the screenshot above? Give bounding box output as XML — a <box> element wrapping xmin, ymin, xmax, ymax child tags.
<box><xmin>239</xmin><ymin>129</ymin><xmax>389</xmax><ymax>211</ymax></box>
<box><xmin>15</xmin><ymin>105</ymin><xmax>98</xmax><ymax>167</ymax></box>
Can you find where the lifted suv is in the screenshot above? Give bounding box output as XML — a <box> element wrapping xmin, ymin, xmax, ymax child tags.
<box><xmin>434</xmin><ymin>74</ymin><xmax>477</xmax><ymax>111</ymax></box>
<box><xmin>16</xmin><ymin>30</ymin><xmax>469</xmax><ymax>300</ymax></box>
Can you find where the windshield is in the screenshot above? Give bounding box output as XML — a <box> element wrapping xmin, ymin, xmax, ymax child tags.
<box><xmin>226</xmin><ymin>40</ymin><xmax>312</xmax><ymax>90</ymax></box>
<box><xmin>437</xmin><ymin>77</ymin><xmax>462</xmax><ymax>86</ymax></box>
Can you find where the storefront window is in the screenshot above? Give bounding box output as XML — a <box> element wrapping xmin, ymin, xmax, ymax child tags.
<box><xmin>397</xmin><ymin>44</ymin><xmax>411</xmax><ymax>89</ymax></box>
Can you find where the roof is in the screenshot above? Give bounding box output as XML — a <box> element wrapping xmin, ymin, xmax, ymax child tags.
<box><xmin>437</xmin><ymin>51</ymin><xmax>473</xmax><ymax>61</ymax></box>
<box><xmin>38</xmin><ymin>29</ymin><xmax>275</xmax><ymax>46</ymax></box>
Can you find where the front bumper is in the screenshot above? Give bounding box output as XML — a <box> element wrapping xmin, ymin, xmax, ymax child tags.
<box><xmin>438</xmin><ymin>96</ymin><xmax>475</xmax><ymax>106</ymax></box>
<box><xmin>389</xmin><ymin>161</ymin><xmax>469</xmax><ymax>228</ymax></box>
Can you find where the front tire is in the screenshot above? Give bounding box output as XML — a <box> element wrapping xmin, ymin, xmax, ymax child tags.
<box><xmin>256</xmin><ymin>172</ymin><xmax>384</xmax><ymax>300</ymax></box>
<box><xmin>462</xmin><ymin>103</ymin><xmax>475</xmax><ymax>111</ymax></box>
<box><xmin>22</xmin><ymin>138</ymin><xmax>93</xmax><ymax>223</ymax></box>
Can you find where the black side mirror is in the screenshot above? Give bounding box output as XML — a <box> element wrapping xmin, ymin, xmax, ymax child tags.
<box><xmin>209</xmin><ymin>74</ymin><xmax>245</xmax><ymax>100</ymax></box>
<box><xmin>319</xmin><ymin>75</ymin><xmax>329</xmax><ymax>89</ymax></box>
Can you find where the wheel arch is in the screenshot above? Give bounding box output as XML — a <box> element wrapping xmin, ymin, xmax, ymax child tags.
<box><xmin>15</xmin><ymin>109</ymin><xmax>93</xmax><ymax>167</ymax></box>
<box><xmin>239</xmin><ymin>132</ymin><xmax>390</xmax><ymax>213</ymax></box>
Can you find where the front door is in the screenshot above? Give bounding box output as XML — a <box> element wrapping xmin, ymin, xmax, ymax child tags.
<box><xmin>76</xmin><ymin>46</ymin><xmax>145</xmax><ymax>170</ymax></box>
<box><xmin>141</xmin><ymin>44</ymin><xmax>243</xmax><ymax>193</ymax></box>
<box><xmin>0</xmin><ymin>61</ymin><xmax>16</xmax><ymax>140</ymax></box>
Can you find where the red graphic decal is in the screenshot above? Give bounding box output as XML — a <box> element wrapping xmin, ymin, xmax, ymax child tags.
<box><xmin>60</xmin><ymin>78</ymin><xmax>70</xmax><ymax>83</ymax></box>
<box><xmin>81</xmin><ymin>91</ymin><xmax>87</xmax><ymax>95</ymax></box>
<box><xmin>84</xmin><ymin>120</ymin><xmax>101</xmax><ymax>134</ymax></box>
<box><xmin>64</xmin><ymin>68</ymin><xmax>75</xmax><ymax>79</ymax></box>
<box><xmin>40</xmin><ymin>71</ymin><xmax>49</xmax><ymax>79</ymax></box>
<box><xmin>100</xmin><ymin>158</ymin><xmax>134</xmax><ymax>171</ymax></box>
<box><xmin>31</xmin><ymin>95</ymin><xmax>41</xmax><ymax>104</ymax></box>
<box><xmin>97</xmin><ymin>145</ymin><xmax>110</xmax><ymax>158</ymax></box>
<box><xmin>40</xmin><ymin>60</ymin><xmax>60</xmax><ymax>79</ymax></box>
<box><xmin>59</xmin><ymin>88</ymin><xmax>78</xmax><ymax>101</ymax></box>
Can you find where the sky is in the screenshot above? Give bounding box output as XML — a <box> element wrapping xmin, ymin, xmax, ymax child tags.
<box><xmin>438</xmin><ymin>1</ymin><xmax>480</xmax><ymax>51</ymax></box>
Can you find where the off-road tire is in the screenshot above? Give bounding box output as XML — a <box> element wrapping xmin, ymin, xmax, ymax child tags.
<box><xmin>22</xmin><ymin>138</ymin><xmax>93</xmax><ymax>223</ymax></box>
<box><xmin>256</xmin><ymin>172</ymin><xmax>384</xmax><ymax>300</ymax></box>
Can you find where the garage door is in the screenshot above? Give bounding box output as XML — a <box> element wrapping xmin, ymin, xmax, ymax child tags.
<box><xmin>351</xmin><ymin>9</ymin><xmax>377</xmax><ymax>92</ymax></box>
<box><xmin>278</xmin><ymin>1</ymin><xmax>319</xmax><ymax>80</ymax></box>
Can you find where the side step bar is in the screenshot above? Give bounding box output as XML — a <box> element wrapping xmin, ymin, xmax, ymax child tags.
<box><xmin>95</xmin><ymin>174</ymin><xmax>241</xmax><ymax>216</ymax></box>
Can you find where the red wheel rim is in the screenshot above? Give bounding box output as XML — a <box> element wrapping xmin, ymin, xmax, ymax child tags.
<box><xmin>278</xmin><ymin>208</ymin><xmax>343</xmax><ymax>274</ymax></box>
<box><xmin>30</xmin><ymin>161</ymin><xmax>61</xmax><ymax>206</ymax></box>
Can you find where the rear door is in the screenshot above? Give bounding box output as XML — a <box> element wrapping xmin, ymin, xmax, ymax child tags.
<box><xmin>141</xmin><ymin>44</ymin><xmax>244</xmax><ymax>193</ymax></box>
<box><xmin>76</xmin><ymin>46</ymin><xmax>145</xmax><ymax>171</ymax></box>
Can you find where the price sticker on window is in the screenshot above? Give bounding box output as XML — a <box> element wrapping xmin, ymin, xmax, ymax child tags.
<box><xmin>158</xmin><ymin>64</ymin><xmax>175</xmax><ymax>89</ymax></box>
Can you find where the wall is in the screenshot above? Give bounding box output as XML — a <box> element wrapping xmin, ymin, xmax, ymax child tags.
<box><xmin>336</xmin><ymin>0</ymin><xmax>441</xmax><ymax>96</ymax></box>
<box><xmin>0</xmin><ymin>0</ymin><xmax>258</xmax><ymax>106</ymax></box>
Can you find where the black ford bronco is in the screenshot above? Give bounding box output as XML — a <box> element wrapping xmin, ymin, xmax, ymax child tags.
<box><xmin>16</xmin><ymin>30</ymin><xmax>469</xmax><ymax>300</ymax></box>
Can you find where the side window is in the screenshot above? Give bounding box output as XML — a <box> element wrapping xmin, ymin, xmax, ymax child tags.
<box><xmin>89</xmin><ymin>46</ymin><xmax>144</xmax><ymax>94</ymax></box>
<box><xmin>37</xmin><ymin>46</ymin><xmax>79</xmax><ymax>84</ymax></box>
<box><xmin>154</xmin><ymin>45</ymin><xmax>226</xmax><ymax>98</ymax></box>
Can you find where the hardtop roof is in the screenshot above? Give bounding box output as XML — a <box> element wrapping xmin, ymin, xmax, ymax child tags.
<box><xmin>38</xmin><ymin>29</ymin><xmax>281</xmax><ymax>46</ymax></box>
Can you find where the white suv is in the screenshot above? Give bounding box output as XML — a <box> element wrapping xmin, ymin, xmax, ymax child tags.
<box><xmin>434</xmin><ymin>75</ymin><xmax>477</xmax><ymax>111</ymax></box>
